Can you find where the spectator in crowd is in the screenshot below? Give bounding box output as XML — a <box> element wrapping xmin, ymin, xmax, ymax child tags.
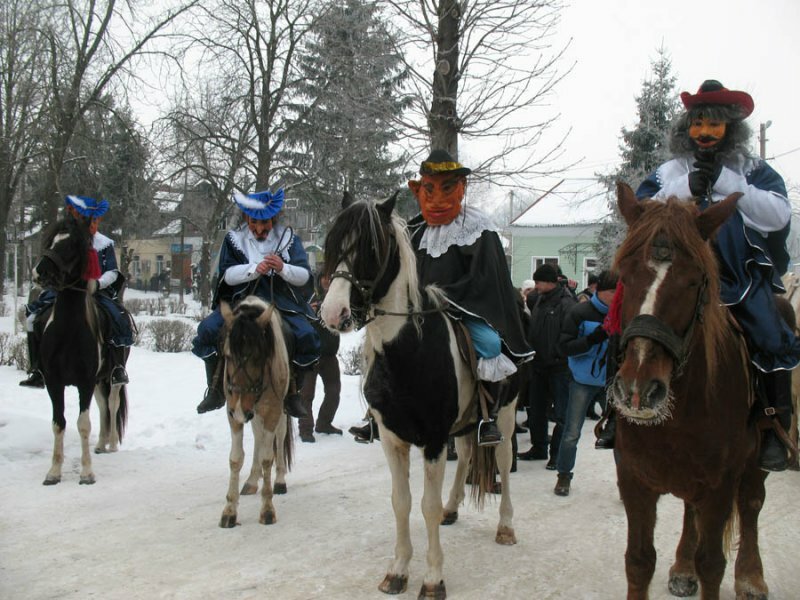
<box><xmin>553</xmin><ymin>270</ymin><xmax>618</xmax><ymax>496</ymax></box>
<box><xmin>576</xmin><ymin>272</ymin><xmax>599</xmax><ymax>303</ymax></box>
<box><xmin>517</xmin><ymin>263</ymin><xmax>576</xmax><ymax>469</ymax></box>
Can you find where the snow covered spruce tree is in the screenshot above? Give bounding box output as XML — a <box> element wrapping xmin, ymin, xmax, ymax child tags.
<box><xmin>595</xmin><ymin>48</ymin><xmax>681</xmax><ymax>268</ymax></box>
<box><xmin>285</xmin><ymin>0</ymin><xmax>411</xmax><ymax>229</ymax></box>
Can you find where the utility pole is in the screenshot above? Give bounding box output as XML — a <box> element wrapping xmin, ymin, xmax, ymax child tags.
<box><xmin>759</xmin><ymin>121</ymin><xmax>772</xmax><ymax>159</ymax></box>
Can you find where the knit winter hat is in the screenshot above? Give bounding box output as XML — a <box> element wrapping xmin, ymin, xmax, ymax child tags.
<box><xmin>596</xmin><ymin>270</ymin><xmax>619</xmax><ymax>292</ymax></box>
<box><xmin>533</xmin><ymin>263</ymin><xmax>558</xmax><ymax>283</ymax></box>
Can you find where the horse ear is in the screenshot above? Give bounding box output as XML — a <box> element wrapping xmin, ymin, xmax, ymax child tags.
<box><xmin>220</xmin><ymin>301</ymin><xmax>234</xmax><ymax>324</ymax></box>
<box><xmin>256</xmin><ymin>304</ymin><xmax>274</xmax><ymax>329</ymax></box>
<box><xmin>378</xmin><ymin>190</ymin><xmax>399</xmax><ymax>217</ymax></box>
<box><xmin>341</xmin><ymin>190</ymin><xmax>355</xmax><ymax>210</ymax></box>
<box><xmin>696</xmin><ymin>192</ymin><xmax>742</xmax><ymax>240</ymax></box>
<box><xmin>617</xmin><ymin>181</ymin><xmax>644</xmax><ymax>226</ymax></box>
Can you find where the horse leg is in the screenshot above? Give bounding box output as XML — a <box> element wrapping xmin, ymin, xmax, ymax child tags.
<box><xmin>733</xmin><ymin>463</ymin><xmax>769</xmax><ymax>600</ymax></box>
<box><xmin>693</xmin><ymin>492</ymin><xmax>734</xmax><ymax>600</ymax></box>
<box><xmin>220</xmin><ymin>417</ymin><xmax>245</xmax><ymax>528</ymax></box>
<box><xmin>494</xmin><ymin>402</ymin><xmax>516</xmax><ymax>545</ymax></box>
<box><xmin>94</xmin><ymin>383</ymin><xmax>110</xmax><ymax>454</ymax></box>
<box><xmin>272</xmin><ymin>414</ymin><xmax>288</xmax><ymax>495</ymax></box>
<box><xmin>618</xmin><ymin>469</ymin><xmax>658</xmax><ymax>600</ymax></box>
<box><xmin>106</xmin><ymin>382</ymin><xmax>121</xmax><ymax>452</ymax></box>
<box><xmin>668</xmin><ymin>502</ymin><xmax>699</xmax><ymax>597</ymax></box>
<box><xmin>418</xmin><ymin>454</ymin><xmax>447</xmax><ymax>600</ymax></box>
<box><xmin>255</xmin><ymin>419</ymin><xmax>278</xmax><ymax>525</ymax></box>
<box><xmin>44</xmin><ymin>385</ymin><xmax>67</xmax><ymax>485</ymax></box>
<box><xmin>377</xmin><ymin>428</ymin><xmax>413</xmax><ymax>595</ymax></box>
<box><xmin>77</xmin><ymin>384</ymin><xmax>95</xmax><ymax>484</ymax></box>
<box><xmin>241</xmin><ymin>433</ymin><xmax>261</xmax><ymax>496</ymax></box>
<box><xmin>442</xmin><ymin>435</ymin><xmax>470</xmax><ymax>525</ymax></box>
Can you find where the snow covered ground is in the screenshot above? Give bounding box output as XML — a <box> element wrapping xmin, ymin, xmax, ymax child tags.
<box><xmin>0</xmin><ymin>290</ymin><xmax>798</xmax><ymax>599</ymax></box>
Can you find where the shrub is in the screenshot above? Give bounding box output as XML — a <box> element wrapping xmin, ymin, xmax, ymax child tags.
<box><xmin>147</xmin><ymin>319</ymin><xmax>195</xmax><ymax>353</ymax></box>
<box><xmin>9</xmin><ymin>336</ymin><xmax>28</xmax><ymax>371</ymax></box>
<box><xmin>339</xmin><ymin>346</ymin><xmax>363</xmax><ymax>376</ymax></box>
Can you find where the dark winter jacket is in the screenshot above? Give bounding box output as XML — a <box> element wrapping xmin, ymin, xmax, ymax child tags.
<box><xmin>559</xmin><ymin>294</ymin><xmax>609</xmax><ymax>387</ymax></box>
<box><xmin>526</xmin><ymin>285</ymin><xmax>576</xmax><ymax>370</ymax></box>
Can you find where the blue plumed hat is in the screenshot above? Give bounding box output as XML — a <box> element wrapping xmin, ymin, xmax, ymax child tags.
<box><xmin>64</xmin><ymin>195</ymin><xmax>109</xmax><ymax>218</ymax></box>
<box><xmin>233</xmin><ymin>189</ymin><xmax>285</xmax><ymax>220</ymax></box>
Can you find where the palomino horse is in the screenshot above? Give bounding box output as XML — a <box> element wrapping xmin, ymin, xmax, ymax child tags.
<box><xmin>218</xmin><ymin>296</ymin><xmax>293</xmax><ymax>528</ymax></box>
<box><xmin>320</xmin><ymin>193</ymin><xmax>517</xmax><ymax>600</ymax></box>
<box><xmin>33</xmin><ymin>216</ymin><xmax>129</xmax><ymax>485</ymax></box>
<box><xmin>610</xmin><ymin>182</ymin><xmax>769</xmax><ymax>599</ymax></box>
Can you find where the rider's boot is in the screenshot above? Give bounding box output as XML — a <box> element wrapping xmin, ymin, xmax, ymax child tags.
<box><xmin>478</xmin><ymin>381</ymin><xmax>504</xmax><ymax>447</ymax></box>
<box><xmin>197</xmin><ymin>355</ymin><xmax>226</xmax><ymax>414</ymax></box>
<box><xmin>284</xmin><ymin>365</ymin><xmax>310</xmax><ymax>419</ymax></box>
<box><xmin>109</xmin><ymin>345</ymin><xmax>129</xmax><ymax>386</ymax></box>
<box><xmin>19</xmin><ymin>333</ymin><xmax>45</xmax><ymax>388</ymax></box>
<box><xmin>759</xmin><ymin>369</ymin><xmax>795</xmax><ymax>472</ymax></box>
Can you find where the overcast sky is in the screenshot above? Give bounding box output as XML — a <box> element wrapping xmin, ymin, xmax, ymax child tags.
<box><xmin>517</xmin><ymin>0</ymin><xmax>800</xmax><ymax>206</ymax></box>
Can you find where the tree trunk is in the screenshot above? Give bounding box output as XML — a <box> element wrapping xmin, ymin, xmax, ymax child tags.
<box><xmin>428</xmin><ymin>0</ymin><xmax>461</xmax><ymax>158</ymax></box>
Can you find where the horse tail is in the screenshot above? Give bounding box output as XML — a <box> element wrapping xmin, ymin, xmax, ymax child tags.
<box><xmin>281</xmin><ymin>416</ymin><xmax>294</xmax><ymax>472</ymax></box>
<box><xmin>722</xmin><ymin>496</ymin><xmax>739</xmax><ymax>559</ymax></box>
<box><xmin>117</xmin><ymin>384</ymin><xmax>128</xmax><ymax>444</ymax></box>
<box><xmin>468</xmin><ymin>442</ymin><xmax>497</xmax><ymax>510</ymax></box>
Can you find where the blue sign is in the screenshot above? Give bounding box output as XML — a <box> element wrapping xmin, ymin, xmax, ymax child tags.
<box><xmin>170</xmin><ymin>244</ymin><xmax>193</xmax><ymax>253</ymax></box>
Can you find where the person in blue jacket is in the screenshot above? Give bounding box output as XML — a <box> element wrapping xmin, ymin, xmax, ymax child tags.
<box><xmin>637</xmin><ymin>79</ymin><xmax>798</xmax><ymax>471</ymax></box>
<box><xmin>20</xmin><ymin>195</ymin><xmax>133</xmax><ymax>388</ymax></box>
<box><xmin>553</xmin><ymin>270</ymin><xmax>618</xmax><ymax>496</ymax></box>
<box><xmin>192</xmin><ymin>188</ymin><xmax>320</xmax><ymax>418</ymax></box>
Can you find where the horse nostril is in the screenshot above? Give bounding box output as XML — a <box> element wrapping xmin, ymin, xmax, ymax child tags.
<box><xmin>245</xmin><ymin>411</ymin><xmax>254</xmax><ymax>422</ymax></box>
<box><xmin>644</xmin><ymin>380</ymin><xmax>667</xmax><ymax>407</ymax></box>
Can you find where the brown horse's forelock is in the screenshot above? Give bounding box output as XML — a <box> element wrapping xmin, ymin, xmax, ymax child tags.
<box><xmin>41</xmin><ymin>218</ymin><xmax>90</xmax><ymax>280</ymax></box>
<box><xmin>229</xmin><ymin>305</ymin><xmax>275</xmax><ymax>366</ymax></box>
<box><xmin>613</xmin><ymin>198</ymin><xmax>728</xmax><ymax>383</ymax></box>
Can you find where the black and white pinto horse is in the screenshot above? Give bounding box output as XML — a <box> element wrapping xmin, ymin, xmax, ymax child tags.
<box><xmin>218</xmin><ymin>296</ymin><xmax>293</xmax><ymax>528</ymax></box>
<box><xmin>33</xmin><ymin>216</ymin><xmax>129</xmax><ymax>485</ymax></box>
<box><xmin>320</xmin><ymin>193</ymin><xmax>517</xmax><ymax>599</ymax></box>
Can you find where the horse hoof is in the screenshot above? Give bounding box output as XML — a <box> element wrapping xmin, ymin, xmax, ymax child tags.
<box><xmin>495</xmin><ymin>525</ymin><xmax>517</xmax><ymax>545</ymax></box>
<box><xmin>94</xmin><ymin>447</ymin><xmax>107</xmax><ymax>454</ymax></box>
<box><xmin>273</xmin><ymin>482</ymin><xmax>287</xmax><ymax>495</ymax></box>
<box><xmin>79</xmin><ymin>475</ymin><xmax>96</xmax><ymax>485</ymax></box>
<box><xmin>240</xmin><ymin>483</ymin><xmax>258</xmax><ymax>495</ymax></box>
<box><xmin>418</xmin><ymin>581</ymin><xmax>446</xmax><ymax>599</ymax></box>
<box><xmin>42</xmin><ymin>476</ymin><xmax>61</xmax><ymax>486</ymax></box>
<box><xmin>735</xmin><ymin>580</ymin><xmax>769</xmax><ymax>600</ymax></box>
<box><xmin>441</xmin><ymin>511</ymin><xmax>458</xmax><ymax>525</ymax></box>
<box><xmin>259</xmin><ymin>510</ymin><xmax>276</xmax><ymax>525</ymax></box>
<box><xmin>219</xmin><ymin>514</ymin><xmax>238</xmax><ymax>528</ymax></box>
<box><xmin>668</xmin><ymin>574</ymin><xmax>698</xmax><ymax>597</ymax></box>
<box><xmin>379</xmin><ymin>574</ymin><xmax>408</xmax><ymax>595</ymax></box>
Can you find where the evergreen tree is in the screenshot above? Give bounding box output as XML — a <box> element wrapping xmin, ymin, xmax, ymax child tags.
<box><xmin>286</xmin><ymin>0</ymin><xmax>410</xmax><ymax>230</ymax></box>
<box><xmin>595</xmin><ymin>47</ymin><xmax>681</xmax><ymax>268</ymax></box>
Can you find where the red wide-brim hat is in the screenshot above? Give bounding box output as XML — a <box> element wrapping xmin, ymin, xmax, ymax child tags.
<box><xmin>680</xmin><ymin>79</ymin><xmax>754</xmax><ymax>118</ymax></box>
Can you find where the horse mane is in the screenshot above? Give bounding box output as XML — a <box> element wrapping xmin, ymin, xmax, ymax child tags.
<box><xmin>323</xmin><ymin>199</ymin><xmax>423</xmax><ymax>316</ymax></box>
<box><xmin>613</xmin><ymin>198</ymin><xmax>729</xmax><ymax>381</ymax></box>
<box><xmin>228</xmin><ymin>300</ymin><xmax>276</xmax><ymax>364</ymax></box>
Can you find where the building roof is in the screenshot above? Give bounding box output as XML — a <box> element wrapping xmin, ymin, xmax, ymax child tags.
<box><xmin>511</xmin><ymin>192</ymin><xmax>611</xmax><ymax>228</ymax></box>
<box><xmin>154</xmin><ymin>190</ymin><xmax>182</xmax><ymax>213</ymax></box>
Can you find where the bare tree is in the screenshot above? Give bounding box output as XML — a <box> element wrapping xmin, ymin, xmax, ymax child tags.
<box><xmin>35</xmin><ymin>0</ymin><xmax>198</xmax><ymax>223</ymax></box>
<box><xmin>0</xmin><ymin>0</ymin><xmax>49</xmax><ymax>294</ymax></box>
<box><xmin>387</xmin><ymin>0</ymin><xmax>573</xmax><ymax>185</ymax></box>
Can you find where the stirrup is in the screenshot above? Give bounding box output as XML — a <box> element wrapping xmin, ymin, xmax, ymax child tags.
<box><xmin>477</xmin><ymin>419</ymin><xmax>503</xmax><ymax>447</ymax></box>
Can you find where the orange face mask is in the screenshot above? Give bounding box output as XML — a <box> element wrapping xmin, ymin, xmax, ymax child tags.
<box><xmin>689</xmin><ymin>117</ymin><xmax>727</xmax><ymax>151</ymax></box>
<box><xmin>408</xmin><ymin>174</ymin><xmax>465</xmax><ymax>226</ymax></box>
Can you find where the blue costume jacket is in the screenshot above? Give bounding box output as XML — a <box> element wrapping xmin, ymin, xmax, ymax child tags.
<box><xmin>637</xmin><ymin>155</ymin><xmax>799</xmax><ymax>372</ymax></box>
<box><xmin>192</xmin><ymin>223</ymin><xmax>320</xmax><ymax>366</ymax></box>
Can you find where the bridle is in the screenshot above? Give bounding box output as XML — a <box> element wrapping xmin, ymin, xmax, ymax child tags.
<box><xmin>225</xmin><ymin>357</ymin><xmax>267</xmax><ymax>397</ymax></box>
<box><xmin>329</xmin><ymin>229</ymin><xmax>444</xmax><ymax>328</ymax></box>
<box><xmin>36</xmin><ymin>237</ymin><xmax>86</xmax><ymax>291</ymax></box>
<box><xmin>620</xmin><ymin>236</ymin><xmax>709</xmax><ymax>372</ymax></box>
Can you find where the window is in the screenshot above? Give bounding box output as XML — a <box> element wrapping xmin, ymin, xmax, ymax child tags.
<box><xmin>156</xmin><ymin>255</ymin><xmax>164</xmax><ymax>275</ymax></box>
<box><xmin>132</xmin><ymin>255</ymin><xmax>141</xmax><ymax>276</ymax></box>
<box><xmin>583</xmin><ymin>257</ymin><xmax>598</xmax><ymax>288</ymax></box>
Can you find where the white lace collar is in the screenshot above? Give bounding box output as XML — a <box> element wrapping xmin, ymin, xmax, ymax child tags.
<box><xmin>418</xmin><ymin>205</ymin><xmax>498</xmax><ymax>258</ymax></box>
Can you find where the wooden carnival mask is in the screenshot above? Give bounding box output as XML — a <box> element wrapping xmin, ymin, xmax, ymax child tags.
<box><xmin>408</xmin><ymin>173</ymin><xmax>466</xmax><ymax>226</ymax></box>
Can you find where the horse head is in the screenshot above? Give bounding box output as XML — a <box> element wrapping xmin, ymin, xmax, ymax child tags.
<box><xmin>221</xmin><ymin>297</ymin><xmax>289</xmax><ymax>425</ymax></box>
<box><xmin>609</xmin><ymin>182</ymin><xmax>741</xmax><ymax>423</ymax></box>
<box><xmin>320</xmin><ymin>191</ymin><xmax>404</xmax><ymax>332</ymax></box>
<box><xmin>34</xmin><ymin>216</ymin><xmax>91</xmax><ymax>291</ymax></box>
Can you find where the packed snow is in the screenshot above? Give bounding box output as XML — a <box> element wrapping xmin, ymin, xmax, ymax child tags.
<box><xmin>0</xmin><ymin>290</ymin><xmax>798</xmax><ymax>599</ymax></box>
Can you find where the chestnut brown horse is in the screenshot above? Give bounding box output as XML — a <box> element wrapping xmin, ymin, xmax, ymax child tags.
<box><xmin>609</xmin><ymin>183</ymin><xmax>769</xmax><ymax>600</ymax></box>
